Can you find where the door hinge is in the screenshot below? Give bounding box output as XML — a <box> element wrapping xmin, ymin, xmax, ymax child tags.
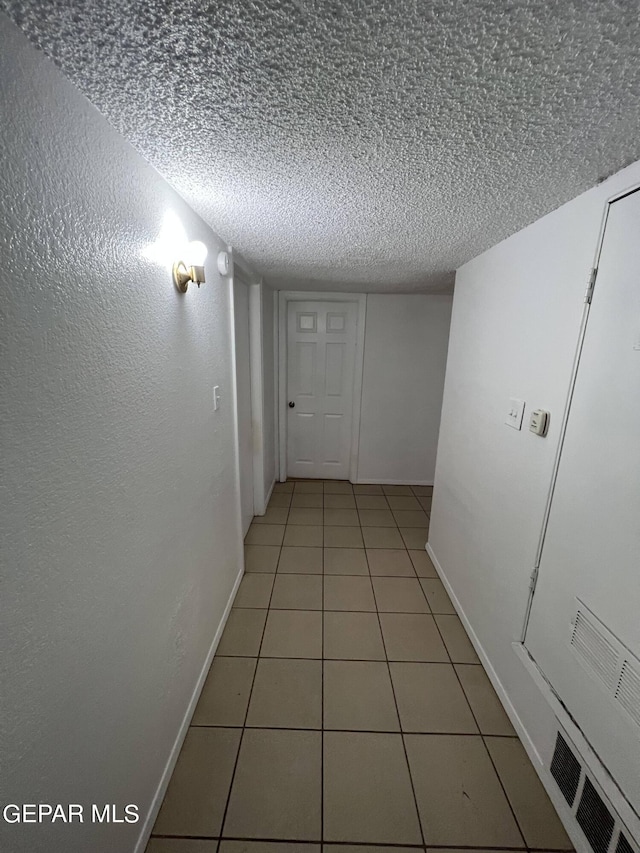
<box><xmin>585</xmin><ymin>267</ymin><xmax>598</xmax><ymax>304</ymax></box>
<box><xmin>528</xmin><ymin>566</ymin><xmax>539</xmax><ymax>593</ymax></box>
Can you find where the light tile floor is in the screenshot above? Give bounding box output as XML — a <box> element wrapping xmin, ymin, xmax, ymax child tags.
<box><xmin>148</xmin><ymin>480</ymin><xmax>573</xmax><ymax>853</ymax></box>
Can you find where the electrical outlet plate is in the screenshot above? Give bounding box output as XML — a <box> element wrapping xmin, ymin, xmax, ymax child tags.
<box><xmin>505</xmin><ymin>398</ymin><xmax>525</xmax><ymax>430</ymax></box>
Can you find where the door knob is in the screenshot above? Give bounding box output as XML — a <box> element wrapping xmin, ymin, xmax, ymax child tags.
<box><xmin>288</xmin><ymin>401</ymin><xmax>295</xmax><ymax>408</ymax></box>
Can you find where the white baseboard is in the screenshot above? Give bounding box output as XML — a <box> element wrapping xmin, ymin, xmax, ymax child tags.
<box><xmin>426</xmin><ymin>542</ymin><xmax>594</xmax><ymax>853</ymax></box>
<box><xmin>356</xmin><ymin>478</ymin><xmax>434</xmax><ymax>486</ymax></box>
<box><xmin>426</xmin><ymin>542</ymin><xmax>541</xmax><ymax>765</ymax></box>
<box><xmin>263</xmin><ymin>477</ymin><xmax>276</xmax><ymax>511</ymax></box>
<box><xmin>134</xmin><ymin>564</ymin><xmax>244</xmax><ymax>853</ymax></box>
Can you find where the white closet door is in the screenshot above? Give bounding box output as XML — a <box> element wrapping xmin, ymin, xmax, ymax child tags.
<box><xmin>525</xmin><ymin>188</ymin><xmax>640</xmax><ymax>807</ymax></box>
<box><xmin>286</xmin><ymin>301</ymin><xmax>358</xmax><ymax>480</ymax></box>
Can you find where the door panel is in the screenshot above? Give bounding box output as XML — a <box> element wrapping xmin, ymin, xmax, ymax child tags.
<box><xmin>525</xmin><ymin>188</ymin><xmax>640</xmax><ymax>808</ymax></box>
<box><xmin>286</xmin><ymin>301</ymin><xmax>358</xmax><ymax>479</ymax></box>
<box><xmin>233</xmin><ymin>280</ymin><xmax>254</xmax><ymax>536</ymax></box>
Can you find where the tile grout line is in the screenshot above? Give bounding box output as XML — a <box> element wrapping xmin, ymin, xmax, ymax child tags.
<box><xmin>365</xmin><ymin>544</ymin><xmax>428</xmax><ymax>851</ymax></box>
<box><xmin>213</xmin><ymin>546</ymin><xmax>280</xmax><ymax>850</ymax></box>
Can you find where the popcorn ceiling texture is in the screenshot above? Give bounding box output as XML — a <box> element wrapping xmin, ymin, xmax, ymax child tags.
<box><xmin>3</xmin><ymin>0</ymin><xmax>640</xmax><ymax>292</ymax></box>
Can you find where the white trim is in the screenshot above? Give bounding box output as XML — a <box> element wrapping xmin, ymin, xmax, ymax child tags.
<box><xmin>228</xmin><ymin>278</ymin><xmax>247</xmax><ymax>545</ymax></box>
<box><xmin>273</xmin><ymin>288</ymin><xmax>280</xmax><ymax>483</ymax></box>
<box><xmin>134</xmin><ymin>564</ymin><xmax>244</xmax><ymax>853</ymax></box>
<box><xmin>357</xmin><ymin>478</ymin><xmax>434</xmax><ymax>486</ymax></box>
<box><xmin>249</xmin><ymin>283</ymin><xmax>266</xmax><ymax>514</ymax></box>
<box><xmin>278</xmin><ymin>291</ymin><xmax>367</xmax><ymax>483</ymax></box>
<box><xmin>264</xmin><ymin>476</ymin><xmax>276</xmax><ymax>508</ymax></box>
<box><xmin>426</xmin><ymin>542</ymin><xmax>600</xmax><ymax>853</ymax></box>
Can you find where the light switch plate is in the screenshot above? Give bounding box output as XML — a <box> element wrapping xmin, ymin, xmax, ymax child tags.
<box><xmin>505</xmin><ymin>398</ymin><xmax>525</xmax><ymax>430</ymax></box>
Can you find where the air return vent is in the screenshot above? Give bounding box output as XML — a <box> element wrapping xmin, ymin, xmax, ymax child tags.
<box><xmin>615</xmin><ymin>661</ymin><xmax>640</xmax><ymax>727</ymax></box>
<box><xmin>571</xmin><ymin>608</ymin><xmax>618</xmax><ymax>690</ymax></box>
<box><xmin>616</xmin><ymin>832</ymin><xmax>635</xmax><ymax>853</ymax></box>
<box><xmin>576</xmin><ymin>777</ymin><xmax>616</xmax><ymax>853</ymax></box>
<box><xmin>570</xmin><ymin>599</ymin><xmax>640</xmax><ymax>729</ymax></box>
<box><xmin>550</xmin><ymin>731</ymin><xmax>582</xmax><ymax>806</ymax></box>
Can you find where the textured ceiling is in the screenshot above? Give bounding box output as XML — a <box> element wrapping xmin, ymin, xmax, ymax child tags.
<box><xmin>3</xmin><ymin>0</ymin><xmax>640</xmax><ymax>292</ymax></box>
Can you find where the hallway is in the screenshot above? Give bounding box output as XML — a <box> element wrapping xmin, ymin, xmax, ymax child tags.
<box><xmin>148</xmin><ymin>480</ymin><xmax>572</xmax><ymax>852</ymax></box>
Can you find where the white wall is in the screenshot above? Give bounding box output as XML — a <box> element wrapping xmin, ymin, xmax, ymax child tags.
<box><xmin>358</xmin><ymin>294</ymin><xmax>452</xmax><ymax>484</ymax></box>
<box><xmin>0</xmin><ymin>17</ymin><xmax>243</xmax><ymax>853</ymax></box>
<box><xmin>429</xmin><ymin>159</ymin><xmax>640</xmax><ymax>837</ymax></box>
<box><xmin>261</xmin><ymin>283</ymin><xmax>277</xmax><ymax>498</ymax></box>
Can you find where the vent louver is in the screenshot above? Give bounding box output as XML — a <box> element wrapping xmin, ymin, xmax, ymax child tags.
<box><xmin>616</xmin><ymin>832</ymin><xmax>635</xmax><ymax>853</ymax></box>
<box><xmin>576</xmin><ymin>777</ymin><xmax>616</xmax><ymax>853</ymax></box>
<box><xmin>615</xmin><ymin>661</ymin><xmax>640</xmax><ymax>728</ymax></box>
<box><xmin>550</xmin><ymin>731</ymin><xmax>582</xmax><ymax>807</ymax></box>
<box><xmin>571</xmin><ymin>609</ymin><xmax>618</xmax><ymax>690</ymax></box>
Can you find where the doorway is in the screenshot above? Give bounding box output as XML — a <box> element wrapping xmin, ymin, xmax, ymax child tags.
<box><xmin>278</xmin><ymin>293</ymin><xmax>366</xmax><ymax>482</ymax></box>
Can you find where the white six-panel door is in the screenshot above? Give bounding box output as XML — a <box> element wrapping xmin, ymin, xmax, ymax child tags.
<box><xmin>286</xmin><ymin>301</ymin><xmax>358</xmax><ymax>480</ymax></box>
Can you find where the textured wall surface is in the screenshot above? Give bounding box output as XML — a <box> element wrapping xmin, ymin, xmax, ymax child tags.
<box><xmin>358</xmin><ymin>294</ymin><xmax>452</xmax><ymax>483</ymax></box>
<box><xmin>1</xmin><ymin>0</ymin><xmax>639</xmax><ymax>292</ymax></box>
<box><xmin>0</xmin><ymin>17</ymin><xmax>242</xmax><ymax>852</ymax></box>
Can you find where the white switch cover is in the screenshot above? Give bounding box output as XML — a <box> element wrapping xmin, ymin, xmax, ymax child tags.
<box><xmin>213</xmin><ymin>385</ymin><xmax>221</xmax><ymax>411</ymax></box>
<box><xmin>505</xmin><ymin>398</ymin><xmax>525</xmax><ymax>430</ymax></box>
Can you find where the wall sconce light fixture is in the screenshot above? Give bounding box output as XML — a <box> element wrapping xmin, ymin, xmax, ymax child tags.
<box><xmin>172</xmin><ymin>261</ymin><xmax>206</xmax><ymax>293</ymax></box>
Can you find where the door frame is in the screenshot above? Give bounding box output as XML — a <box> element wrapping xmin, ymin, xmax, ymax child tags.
<box><xmin>278</xmin><ymin>291</ymin><xmax>367</xmax><ymax>483</ymax></box>
<box><xmin>521</xmin><ymin>178</ymin><xmax>640</xmax><ymax>642</ymax></box>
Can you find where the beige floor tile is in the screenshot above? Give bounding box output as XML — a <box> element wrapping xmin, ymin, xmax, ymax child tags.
<box><xmin>283</xmin><ymin>525</ymin><xmax>323</xmax><ymax>547</ymax></box>
<box><xmin>358</xmin><ymin>509</ymin><xmax>397</xmax><ymax>528</ymax></box>
<box><xmin>245</xmin><ymin>545</ymin><xmax>281</xmax><ymax>574</ymax></box>
<box><xmin>261</xmin><ymin>610</ymin><xmax>322</xmax><ymax>658</ymax></box>
<box><xmin>277</xmin><ymin>546</ymin><xmax>323</xmax><ymax>574</ymax></box>
<box><xmin>362</xmin><ymin>527</ymin><xmax>404</xmax><ymax>549</ymax></box>
<box><xmin>408</xmin><ymin>549</ymin><xmax>438</xmax><ymax>577</ymax></box>
<box><xmin>434</xmin><ymin>615</ymin><xmax>480</xmax><ymax>663</ymax></box>
<box><xmin>294</xmin><ymin>481</ymin><xmax>324</xmax><ymax>493</ymax></box>
<box><xmin>273</xmin><ymin>481</ymin><xmax>294</xmax><ymax>493</ymax></box>
<box><xmin>485</xmin><ymin>737</ymin><xmax>573</xmax><ymax>850</ymax></box>
<box><xmin>153</xmin><ymin>728</ymin><xmax>241</xmax><ymax>837</ymax></box>
<box><xmin>323</xmin><ymin>548</ymin><xmax>369</xmax><ymax>575</ymax></box>
<box><xmin>245</xmin><ymin>524</ymin><xmax>285</xmax><ymax>546</ymax></box>
<box><xmin>411</xmin><ymin>485</ymin><xmax>433</xmax><ymax>496</ymax></box>
<box><xmin>324</xmin><ymin>493</ymin><xmax>356</xmax><ymax>509</ymax></box>
<box><xmin>288</xmin><ymin>507</ymin><xmax>324</xmax><ymax>526</ymax></box>
<box><xmin>372</xmin><ymin>577</ymin><xmax>430</xmax><ymax>613</ymax></box>
<box><xmin>420</xmin><ymin>578</ymin><xmax>456</xmax><ymax>614</ymax></box>
<box><xmin>324</xmin><ymin>731</ymin><xmax>422</xmax><ymax>843</ymax></box>
<box><xmin>324</xmin><ymin>481</ymin><xmax>353</xmax><ymax>494</ymax></box>
<box><xmin>367</xmin><ymin>549</ymin><xmax>415</xmax><ymax>577</ymax></box>
<box><xmin>389</xmin><ymin>663</ymin><xmax>477</xmax><ymax>733</ymax></box>
<box><xmin>393</xmin><ymin>510</ymin><xmax>429</xmax><ymax>528</ymax></box>
<box><xmin>353</xmin><ymin>484</ymin><xmax>383</xmax><ymax>494</ymax></box>
<box><xmin>147</xmin><ymin>839</ymin><xmax>218</xmax><ymax>853</ymax></box>
<box><xmin>192</xmin><ymin>657</ymin><xmax>256</xmax><ymax>726</ymax></box>
<box><xmin>323</xmin><ymin>612</ymin><xmax>386</xmax><ymax>660</ymax></box>
<box><xmin>224</xmin><ymin>729</ymin><xmax>321</xmax><ymax>840</ymax></box>
<box><xmin>418</xmin><ymin>496</ymin><xmax>433</xmax><ymax>512</ymax></box>
<box><xmin>291</xmin><ymin>492</ymin><xmax>324</xmax><ymax>508</ymax></box>
<box><xmin>324</xmin><ymin>575</ymin><xmax>376</xmax><ymax>611</ymax></box>
<box><xmin>253</xmin><ymin>506</ymin><xmax>290</xmax><ymax>525</ymax></box>
<box><xmin>382</xmin><ymin>485</ymin><xmax>413</xmax><ymax>496</ymax></box>
<box><xmin>324</xmin><ymin>526</ymin><xmax>364</xmax><ymax>548</ymax></box>
<box><xmin>399</xmin><ymin>527</ymin><xmax>429</xmax><ymax>549</ymax></box>
<box><xmin>217</xmin><ymin>609</ymin><xmax>267</xmax><ymax>656</ymax></box>
<box><xmin>386</xmin><ymin>495</ymin><xmax>422</xmax><ymax>511</ymax></box>
<box><xmin>324</xmin><ymin>508</ymin><xmax>360</xmax><ymax>526</ymax></box>
<box><xmin>246</xmin><ymin>658</ymin><xmax>322</xmax><ymax>729</ymax></box>
<box><xmin>326</xmin><ymin>848</ymin><xmax>416</xmax><ymax>853</ymax></box>
<box><xmin>324</xmin><ymin>660</ymin><xmax>400</xmax><ymax>731</ymax></box>
<box><xmin>270</xmin><ymin>574</ymin><xmax>323</xmax><ymax>610</ymax></box>
<box><xmin>380</xmin><ymin>613</ymin><xmax>449</xmax><ymax>661</ymax></box>
<box><xmin>234</xmin><ymin>574</ymin><xmax>275</xmax><ymax>608</ymax></box>
<box><xmin>269</xmin><ymin>493</ymin><xmax>293</xmax><ymax>508</ymax></box>
<box><xmin>220</xmin><ymin>844</ymin><xmax>318</xmax><ymax>853</ymax></box>
<box><xmin>355</xmin><ymin>495</ymin><xmax>389</xmax><ymax>509</ymax></box>
<box><xmin>455</xmin><ymin>664</ymin><xmax>515</xmax><ymax>735</ymax></box>
<box><xmin>405</xmin><ymin>734</ymin><xmax>524</xmax><ymax>847</ymax></box>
